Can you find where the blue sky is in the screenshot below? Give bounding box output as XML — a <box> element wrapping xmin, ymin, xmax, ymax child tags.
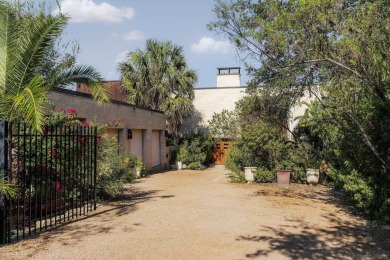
<box><xmin>49</xmin><ymin>0</ymin><xmax>250</xmax><ymax>88</ymax></box>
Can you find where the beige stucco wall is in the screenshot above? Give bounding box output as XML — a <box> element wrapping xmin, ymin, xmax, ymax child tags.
<box><xmin>182</xmin><ymin>86</ymin><xmax>314</xmax><ymax>138</ymax></box>
<box><xmin>47</xmin><ymin>89</ymin><xmax>168</xmax><ymax>172</ymax></box>
<box><xmin>216</xmin><ymin>74</ymin><xmax>241</xmax><ymax>88</ymax></box>
<box><xmin>181</xmin><ymin>87</ymin><xmax>247</xmax><ymax>133</ymax></box>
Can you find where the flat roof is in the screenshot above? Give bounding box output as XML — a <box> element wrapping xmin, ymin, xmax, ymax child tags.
<box><xmin>52</xmin><ymin>88</ymin><xmax>164</xmax><ymax>114</ymax></box>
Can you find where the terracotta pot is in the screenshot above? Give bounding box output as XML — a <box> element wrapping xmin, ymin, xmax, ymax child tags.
<box><xmin>277</xmin><ymin>170</ymin><xmax>291</xmax><ymax>186</ymax></box>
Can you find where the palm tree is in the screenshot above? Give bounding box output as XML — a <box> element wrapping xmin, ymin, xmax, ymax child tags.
<box><xmin>0</xmin><ymin>1</ymin><xmax>109</xmax><ymax>132</ymax></box>
<box><xmin>119</xmin><ymin>39</ymin><xmax>197</xmax><ymax>134</ymax></box>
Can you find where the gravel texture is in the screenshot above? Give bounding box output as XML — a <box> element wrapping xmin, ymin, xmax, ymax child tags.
<box><xmin>0</xmin><ymin>165</ymin><xmax>389</xmax><ymax>259</ymax></box>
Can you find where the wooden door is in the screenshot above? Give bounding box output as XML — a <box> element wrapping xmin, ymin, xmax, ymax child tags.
<box><xmin>212</xmin><ymin>141</ymin><xmax>233</xmax><ymax>165</ymax></box>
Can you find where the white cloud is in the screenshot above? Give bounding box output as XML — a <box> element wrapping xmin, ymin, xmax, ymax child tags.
<box><xmin>191</xmin><ymin>37</ymin><xmax>232</xmax><ymax>54</ymax></box>
<box><xmin>55</xmin><ymin>0</ymin><xmax>135</xmax><ymax>23</ymax></box>
<box><xmin>123</xmin><ymin>31</ymin><xmax>144</xmax><ymax>41</ymax></box>
<box><xmin>115</xmin><ymin>51</ymin><xmax>129</xmax><ymax>63</ymax></box>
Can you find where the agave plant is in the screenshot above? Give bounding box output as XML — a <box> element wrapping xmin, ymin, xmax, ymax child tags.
<box><xmin>0</xmin><ymin>1</ymin><xmax>109</xmax><ymax>132</ymax></box>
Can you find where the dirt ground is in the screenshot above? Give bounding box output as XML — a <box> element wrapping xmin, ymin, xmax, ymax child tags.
<box><xmin>0</xmin><ymin>166</ymin><xmax>389</xmax><ymax>259</ymax></box>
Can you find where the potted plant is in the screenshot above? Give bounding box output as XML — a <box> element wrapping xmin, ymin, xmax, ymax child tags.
<box><xmin>242</xmin><ymin>152</ymin><xmax>256</xmax><ymax>183</ymax></box>
<box><xmin>135</xmin><ymin>157</ymin><xmax>145</xmax><ymax>177</ymax></box>
<box><xmin>244</xmin><ymin>167</ymin><xmax>256</xmax><ymax>183</ymax></box>
<box><xmin>177</xmin><ymin>142</ymin><xmax>190</xmax><ymax>170</ymax></box>
<box><xmin>276</xmin><ymin>161</ymin><xmax>292</xmax><ymax>186</ymax></box>
<box><xmin>306</xmin><ymin>159</ymin><xmax>320</xmax><ymax>184</ymax></box>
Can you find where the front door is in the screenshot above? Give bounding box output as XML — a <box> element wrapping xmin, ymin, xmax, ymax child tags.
<box><xmin>212</xmin><ymin>141</ymin><xmax>233</xmax><ymax>165</ymax></box>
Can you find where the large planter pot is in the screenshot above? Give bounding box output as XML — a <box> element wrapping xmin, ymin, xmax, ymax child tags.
<box><xmin>306</xmin><ymin>168</ymin><xmax>320</xmax><ymax>184</ymax></box>
<box><xmin>277</xmin><ymin>170</ymin><xmax>291</xmax><ymax>186</ymax></box>
<box><xmin>177</xmin><ymin>161</ymin><xmax>183</xmax><ymax>170</ymax></box>
<box><xmin>244</xmin><ymin>167</ymin><xmax>256</xmax><ymax>183</ymax></box>
<box><xmin>136</xmin><ymin>167</ymin><xmax>141</xmax><ymax>178</ymax></box>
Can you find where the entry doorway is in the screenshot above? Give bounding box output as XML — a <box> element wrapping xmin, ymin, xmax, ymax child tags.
<box><xmin>212</xmin><ymin>141</ymin><xmax>233</xmax><ymax>165</ymax></box>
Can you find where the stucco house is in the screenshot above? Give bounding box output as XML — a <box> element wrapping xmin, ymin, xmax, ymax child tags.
<box><xmin>47</xmin><ymin>88</ymin><xmax>168</xmax><ymax>172</ymax></box>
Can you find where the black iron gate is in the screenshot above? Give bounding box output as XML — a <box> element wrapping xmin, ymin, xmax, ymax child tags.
<box><xmin>0</xmin><ymin>121</ymin><xmax>98</xmax><ymax>244</ymax></box>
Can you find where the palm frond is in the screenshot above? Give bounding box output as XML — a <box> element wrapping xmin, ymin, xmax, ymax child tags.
<box><xmin>48</xmin><ymin>64</ymin><xmax>110</xmax><ymax>105</ymax></box>
<box><xmin>12</xmin><ymin>76</ymin><xmax>48</xmax><ymax>132</ymax></box>
<box><xmin>0</xmin><ymin>178</ymin><xmax>18</xmax><ymax>199</ymax></box>
<box><xmin>13</xmin><ymin>13</ymin><xmax>68</xmax><ymax>94</ymax></box>
<box><xmin>0</xmin><ymin>3</ymin><xmax>19</xmax><ymax>93</ymax></box>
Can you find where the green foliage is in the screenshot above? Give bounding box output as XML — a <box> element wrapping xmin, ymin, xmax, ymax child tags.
<box><xmin>0</xmin><ymin>172</ymin><xmax>18</xmax><ymax>199</ymax></box>
<box><xmin>119</xmin><ymin>39</ymin><xmax>197</xmax><ymax>135</ymax></box>
<box><xmin>96</xmin><ymin>134</ymin><xmax>136</xmax><ymax>199</ymax></box>
<box><xmin>253</xmin><ymin>168</ymin><xmax>275</xmax><ymax>183</ymax></box>
<box><xmin>210</xmin><ymin>0</ymin><xmax>390</xmax><ymax>222</ymax></box>
<box><xmin>178</xmin><ymin>133</ymin><xmax>215</xmax><ymax>167</ymax></box>
<box><xmin>208</xmin><ymin>109</ymin><xmax>239</xmax><ymax>140</ymax></box>
<box><xmin>186</xmin><ymin>162</ymin><xmax>206</xmax><ymax>170</ymax></box>
<box><xmin>0</xmin><ymin>1</ymin><xmax>109</xmax><ymax>132</ymax></box>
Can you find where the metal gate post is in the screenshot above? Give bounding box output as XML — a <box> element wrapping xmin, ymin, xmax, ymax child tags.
<box><xmin>0</xmin><ymin>121</ymin><xmax>9</xmax><ymax>244</ymax></box>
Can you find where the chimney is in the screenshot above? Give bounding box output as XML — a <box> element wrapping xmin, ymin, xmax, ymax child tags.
<box><xmin>217</xmin><ymin>67</ymin><xmax>241</xmax><ymax>87</ymax></box>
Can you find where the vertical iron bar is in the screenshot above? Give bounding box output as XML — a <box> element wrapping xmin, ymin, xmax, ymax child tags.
<box><xmin>59</xmin><ymin>126</ymin><xmax>62</xmax><ymax>223</ymax></box>
<box><xmin>39</xmin><ymin>131</ymin><xmax>43</xmax><ymax>231</ymax></box>
<box><xmin>45</xmin><ymin>129</ymin><xmax>48</xmax><ymax>229</ymax></box>
<box><xmin>0</xmin><ymin>121</ymin><xmax>8</xmax><ymax>244</ymax></box>
<box><xmin>54</xmin><ymin>127</ymin><xmax>58</xmax><ymax>226</ymax></box>
<box><xmin>66</xmin><ymin>126</ymin><xmax>70</xmax><ymax>221</ymax></box>
<box><xmin>94</xmin><ymin>127</ymin><xmax>97</xmax><ymax>211</ymax></box>
<box><xmin>28</xmin><ymin>126</ymin><xmax>32</xmax><ymax>236</ymax></box>
<box><xmin>7</xmin><ymin>123</ymin><xmax>13</xmax><ymax>243</ymax></box>
<box><xmin>71</xmin><ymin>125</ymin><xmax>75</xmax><ymax>219</ymax></box>
<box><xmin>83</xmin><ymin>127</ymin><xmax>86</xmax><ymax>215</ymax></box>
<box><xmin>16</xmin><ymin>123</ymin><xmax>20</xmax><ymax>240</ymax></box>
<box><xmin>49</xmin><ymin>126</ymin><xmax>53</xmax><ymax>227</ymax></box>
<box><xmin>86</xmin><ymin>127</ymin><xmax>90</xmax><ymax>213</ymax></box>
<box><xmin>22</xmin><ymin>124</ymin><xmax>26</xmax><ymax>238</ymax></box>
<box><xmin>33</xmin><ymin>130</ymin><xmax>38</xmax><ymax>234</ymax></box>
<box><xmin>75</xmin><ymin>126</ymin><xmax>79</xmax><ymax>218</ymax></box>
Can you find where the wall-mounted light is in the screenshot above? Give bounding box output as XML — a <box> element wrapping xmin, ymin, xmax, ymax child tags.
<box><xmin>127</xmin><ymin>129</ymin><xmax>132</xmax><ymax>139</ymax></box>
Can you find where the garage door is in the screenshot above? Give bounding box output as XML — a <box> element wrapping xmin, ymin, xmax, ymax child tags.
<box><xmin>151</xmin><ymin>130</ymin><xmax>161</xmax><ymax>167</ymax></box>
<box><xmin>130</xmin><ymin>129</ymin><xmax>143</xmax><ymax>159</ymax></box>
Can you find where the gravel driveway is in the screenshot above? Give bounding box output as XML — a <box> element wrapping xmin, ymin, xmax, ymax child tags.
<box><xmin>0</xmin><ymin>166</ymin><xmax>389</xmax><ymax>259</ymax></box>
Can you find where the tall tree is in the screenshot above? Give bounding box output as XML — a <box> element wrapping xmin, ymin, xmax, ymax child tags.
<box><xmin>209</xmin><ymin>0</ymin><xmax>390</xmax><ymax>169</ymax></box>
<box><xmin>119</xmin><ymin>39</ymin><xmax>197</xmax><ymax>134</ymax></box>
<box><xmin>0</xmin><ymin>1</ymin><xmax>109</xmax><ymax>132</ymax></box>
<box><xmin>209</xmin><ymin>0</ymin><xmax>390</xmax><ymax>221</ymax></box>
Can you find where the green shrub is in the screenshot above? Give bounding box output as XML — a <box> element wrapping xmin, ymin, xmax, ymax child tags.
<box><xmin>254</xmin><ymin>167</ymin><xmax>275</xmax><ymax>183</ymax></box>
<box><xmin>96</xmin><ymin>134</ymin><xmax>136</xmax><ymax>199</ymax></box>
<box><xmin>228</xmin><ymin>170</ymin><xmax>246</xmax><ymax>183</ymax></box>
<box><xmin>178</xmin><ymin>133</ymin><xmax>215</xmax><ymax>166</ymax></box>
<box><xmin>186</xmin><ymin>162</ymin><xmax>206</xmax><ymax>170</ymax></box>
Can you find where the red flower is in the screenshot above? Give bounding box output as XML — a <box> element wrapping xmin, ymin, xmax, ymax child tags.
<box><xmin>80</xmin><ymin>121</ymin><xmax>90</xmax><ymax>127</ymax></box>
<box><xmin>67</xmin><ymin>108</ymin><xmax>76</xmax><ymax>115</ymax></box>
<box><xmin>55</xmin><ymin>181</ymin><xmax>64</xmax><ymax>192</ymax></box>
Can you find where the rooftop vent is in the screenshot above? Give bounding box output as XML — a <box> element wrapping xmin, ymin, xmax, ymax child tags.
<box><xmin>217</xmin><ymin>67</ymin><xmax>241</xmax><ymax>87</ymax></box>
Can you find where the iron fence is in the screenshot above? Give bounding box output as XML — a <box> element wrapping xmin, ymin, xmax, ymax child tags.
<box><xmin>0</xmin><ymin>121</ymin><xmax>98</xmax><ymax>244</ymax></box>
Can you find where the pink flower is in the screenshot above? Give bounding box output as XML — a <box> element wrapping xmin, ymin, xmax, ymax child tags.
<box><xmin>55</xmin><ymin>181</ymin><xmax>64</xmax><ymax>192</ymax></box>
<box><xmin>67</xmin><ymin>108</ymin><xmax>76</xmax><ymax>115</ymax></box>
<box><xmin>80</xmin><ymin>121</ymin><xmax>90</xmax><ymax>127</ymax></box>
